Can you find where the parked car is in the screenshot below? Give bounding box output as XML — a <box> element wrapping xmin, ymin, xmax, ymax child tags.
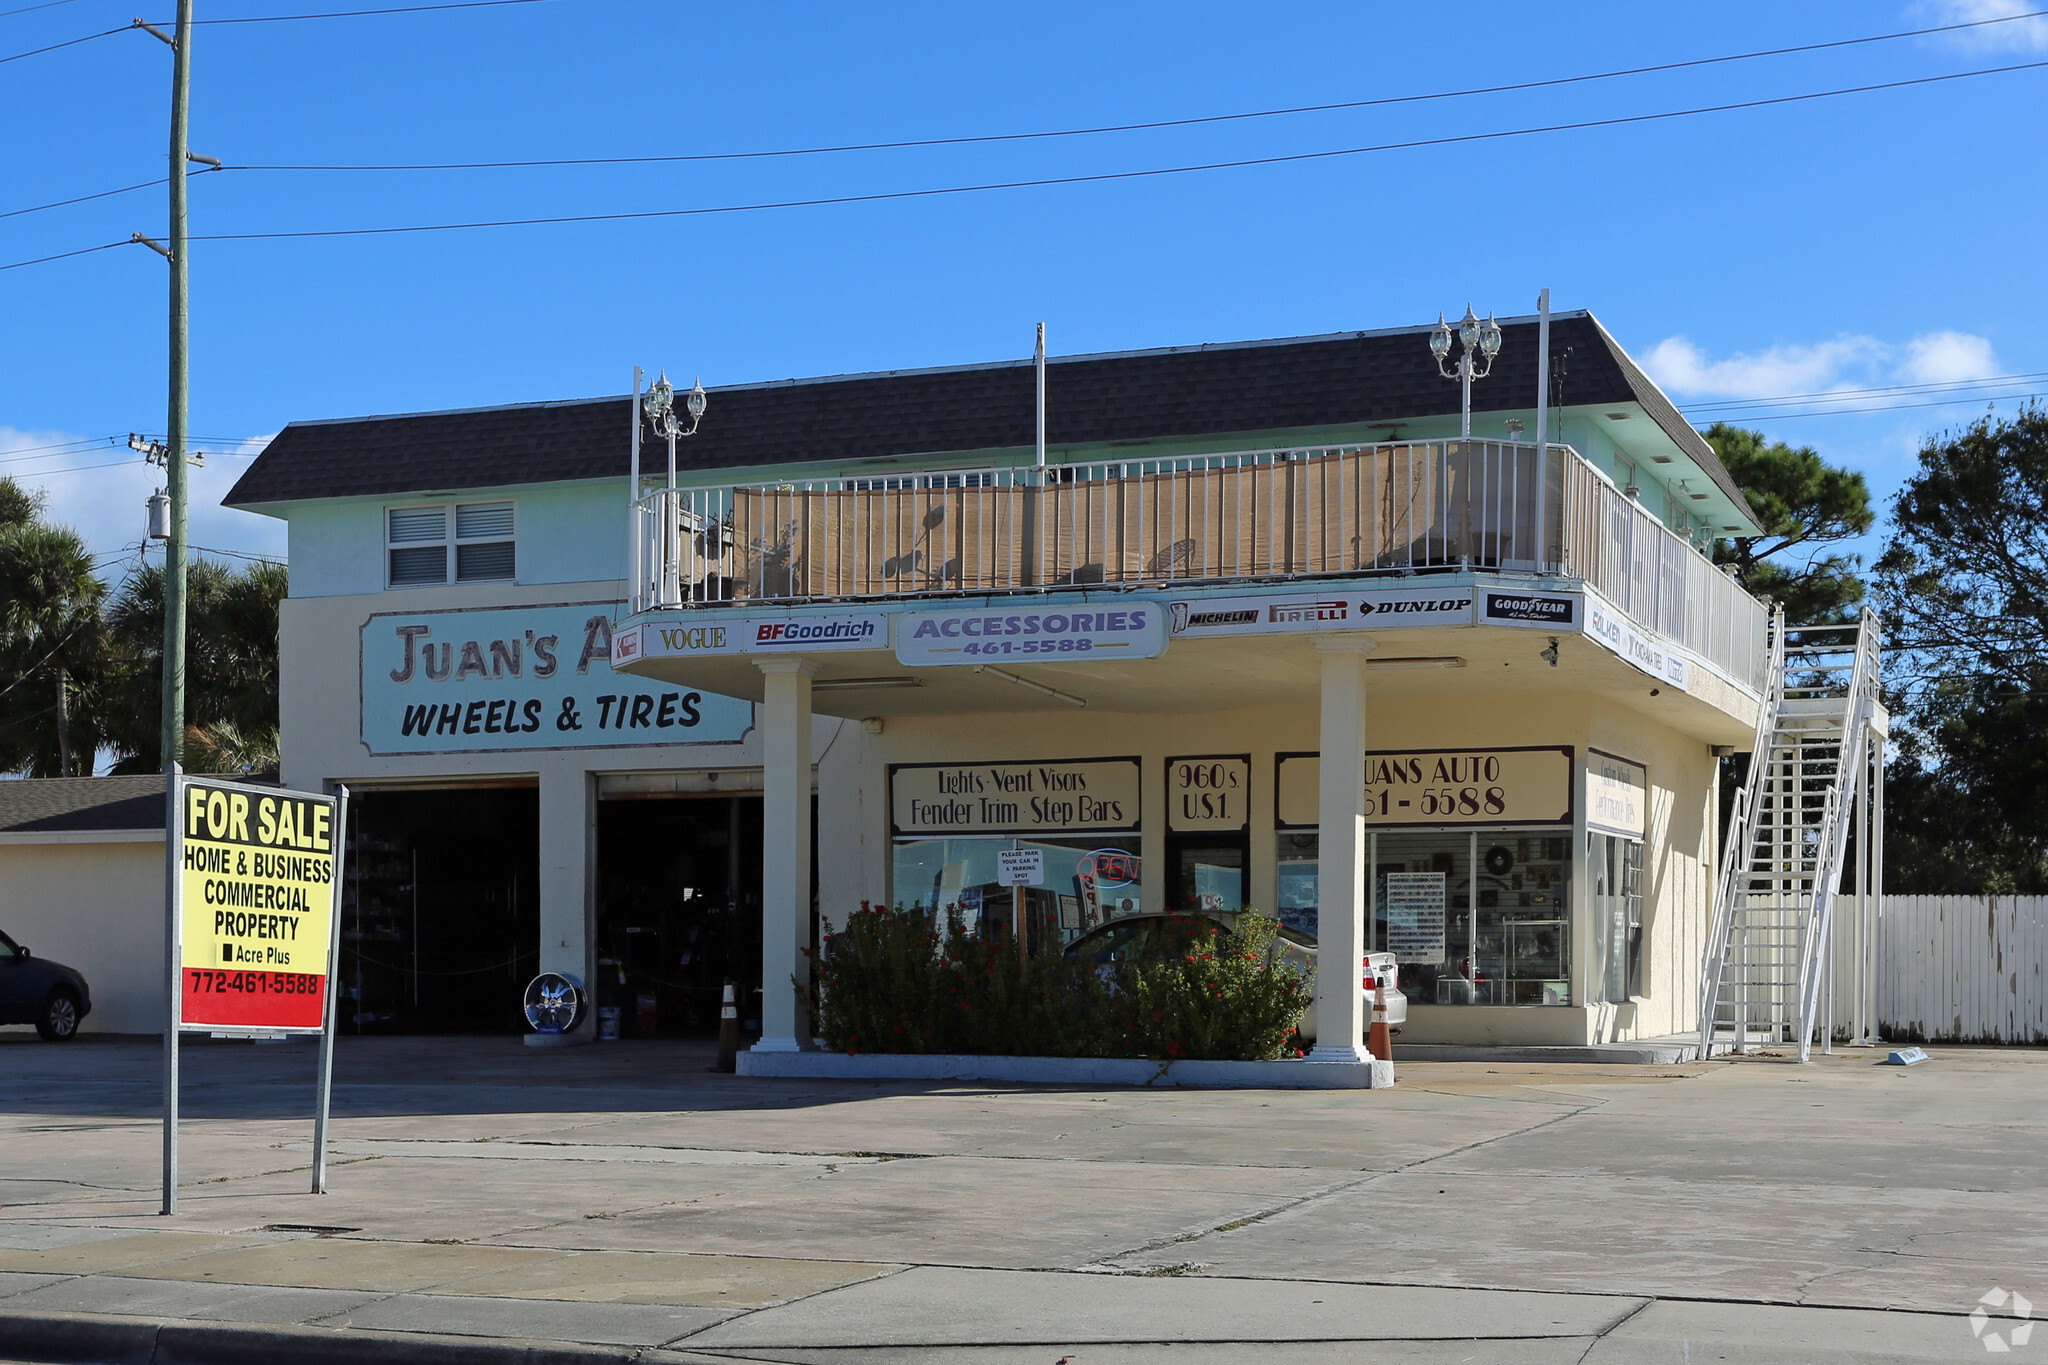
<box><xmin>1060</xmin><ymin>911</ymin><xmax>1402</xmax><ymax>1042</ymax></box>
<box><xmin>0</xmin><ymin>928</ymin><xmax>91</xmax><ymax>1041</ymax></box>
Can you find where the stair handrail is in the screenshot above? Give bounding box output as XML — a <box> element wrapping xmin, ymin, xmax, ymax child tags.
<box><xmin>1791</xmin><ymin>607</ymin><xmax>1881</xmax><ymax>1062</ymax></box>
<box><xmin>1699</xmin><ymin>604</ymin><xmax>1788</xmax><ymax>1057</ymax></box>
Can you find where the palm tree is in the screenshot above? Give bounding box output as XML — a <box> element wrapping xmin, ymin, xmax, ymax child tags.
<box><xmin>103</xmin><ymin>557</ymin><xmax>286</xmax><ymax>773</ymax></box>
<box><xmin>0</xmin><ymin>500</ymin><xmax>106</xmax><ymax>778</ymax></box>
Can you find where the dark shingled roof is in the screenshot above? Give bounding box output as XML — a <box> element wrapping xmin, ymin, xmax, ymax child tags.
<box><xmin>226</xmin><ymin>312</ymin><xmax>1751</xmax><ymax>518</ymax></box>
<box><xmin>0</xmin><ymin>776</ymin><xmax>168</xmax><ymax>834</ymax></box>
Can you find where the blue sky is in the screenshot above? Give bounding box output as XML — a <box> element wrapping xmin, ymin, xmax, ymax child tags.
<box><xmin>2</xmin><ymin>0</ymin><xmax>2044</xmax><ymax>575</ymax></box>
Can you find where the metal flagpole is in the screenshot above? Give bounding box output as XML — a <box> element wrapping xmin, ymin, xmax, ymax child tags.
<box><xmin>629</xmin><ymin>368</ymin><xmax>643</xmax><ymax>612</ymax></box>
<box><xmin>312</xmin><ymin>785</ymin><xmax>350</xmax><ymax>1194</ymax></box>
<box><xmin>1533</xmin><ymin>288</ymin><xmax>1552</xmax><ymax>572</ymax></box>
<box><xmin>1035</xmin><ymin>323</ymin><xmax>1046</xmax><ymax>469</ymax></box>
<box><xmin>161</xmin><ymin>763</ymin><xmax>183</xmax><ymax>1215</ymax></box>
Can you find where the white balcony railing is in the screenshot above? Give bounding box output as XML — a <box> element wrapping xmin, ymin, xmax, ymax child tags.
<box><xmin>630</xmin><ymin>440</ymin><xmax>1768</xmax><ymax>691</ymax></box>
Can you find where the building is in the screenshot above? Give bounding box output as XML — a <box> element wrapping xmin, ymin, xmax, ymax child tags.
<box><xmin>226</xmin><ymin>311</ymin><xmax>1769</xmax><ymax>1054</ymax></box>
<box><xmin>0</xmin><ymin>776</ymin><xmax>172</xmax><ymax>1035</ymax></box>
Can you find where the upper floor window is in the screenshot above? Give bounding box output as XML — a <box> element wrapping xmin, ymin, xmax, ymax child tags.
<box><xmin>387</xmin><ymin>501</ymin><xmax>515</xmax><ymax>587</ymax></box>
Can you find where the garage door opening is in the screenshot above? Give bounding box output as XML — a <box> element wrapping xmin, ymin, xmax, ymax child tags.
<box><xmin>340</xmin><ymin>785</ymin><xmax>539</xmax><ymax>1033</ymax></box>
<box><xmin>596</xmin><ymin>795</ymin><xmax>764</xmax><ymax>1038</ymax></box>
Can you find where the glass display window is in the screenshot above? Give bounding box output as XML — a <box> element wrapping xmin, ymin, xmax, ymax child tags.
<box><xmin>1590</xmin><ymin>833</ymin><xmax>1645</xmax><ymax>1003</ymax></box>
<box><xmin>1283</xmin><ymin>828</ymin><xmax>1573</xmax><ymax>1006</ymax></box>
<box><xmin>889</xmin><ymin>836</ymin><xmax>1142</xmax><ymax>949</ymax></box>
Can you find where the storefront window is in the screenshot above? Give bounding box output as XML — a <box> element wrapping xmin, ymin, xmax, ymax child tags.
<box><xmin>1590</xmin><ymin>833</ymin><xmax>1644</xmax><ymax>1003</ymax></box>
<box><xmin>1277</xmin><ymin>828</ymin><xmax>1572</xmax><ymax>1005</ymax></box>
<box><xmin>889</xmin><ymin>837</ymin><xmax>1143</xmax><ymax>948</ymax></box>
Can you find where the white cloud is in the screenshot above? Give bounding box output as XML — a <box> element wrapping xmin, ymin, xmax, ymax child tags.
<box><xmin>1919</xmin><ymin>0</ymin><xmax>2048</xmax><ymax>52</ymax></box>
<box><xmin>0</xmin><ymin>426</ymin><xmax>286</xmax><ymax>585</ymax></box>
<box><xmin>1898</xmin><ymin>330</ymin><xmax>2000</xmax><ymax>384</ymax></box>
<box><xmin>1641</xmin><ymin>335</ymin><xmax>1883</xmax><ymax>399</ymax></box>
<box><xmin>1641</xmin><ymin>330</ymin><xmax>2002</xmax><ymax>401</ymax></box>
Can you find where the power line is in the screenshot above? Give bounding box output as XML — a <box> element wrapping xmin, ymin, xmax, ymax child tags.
<box><xmin>1690</xmin><ymin>392</ymin><xmax>2044</xmax><ymax>424</ymax></box>
<box><xmin>0</xmin><ymin>0</ymin><xmax>547</xmax><ymax>64</ymax></box>
<box><xmin>1</xmin><ymin>168</ymin><xmax>221</xmax><ymax>223</ymax></box>
<box><xmin>1680</xmin><ymin>370</ymin><xmax>2048</xmax><ymax>412</ymax></box>
<box><xmin>10</xmin><ymin>7</ymin><xmax>2048</xmax><ymax>213</ymax></box>
<box><xmin>215</xmin><ymin>7</ymin><xmax>2048</xmax><ymax>172</ymax></box>
<box><xmin>9</xmin><ymin>56</ymin><xmax>2047</xmax><ymax>271</ymax></box>
<box><xmin>0</xmin><ymin>0</ymin><xmax>85</xmax><ymax>18</ymax></box>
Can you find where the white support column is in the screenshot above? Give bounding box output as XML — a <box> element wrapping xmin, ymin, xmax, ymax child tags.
<box><xmin>528</xmin><ymin>759</ymin><xmax>594</xmax><ymax>1047</ymax></box>
<box><xmin>1309</xmin><ymin>635</ymin><xmax>1375</xmax><ymax>1061</ymax></box>
<box><xmin>754</xmin><ymin>656</ymin><xmax>819</xmax><ymax>1053</ymax></box>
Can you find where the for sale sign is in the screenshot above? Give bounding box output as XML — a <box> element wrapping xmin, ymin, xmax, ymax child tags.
<box><xmin>176</xmin><ymin>777</ymin><xmax>338</xmax><ymax>1033</ymax></box>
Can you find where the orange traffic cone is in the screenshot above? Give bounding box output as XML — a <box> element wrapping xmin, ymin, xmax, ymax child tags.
<box><xmin>1368</xmin><ymin>984</ymin><xmax>1392</xmax><ymax>1062</ymax></box>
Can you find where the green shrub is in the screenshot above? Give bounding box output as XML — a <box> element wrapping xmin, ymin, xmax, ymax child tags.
<box><xmin>802</xmin><ymin>903</ymin><xmax>1311</xmax><ymax>1062</ymax></box>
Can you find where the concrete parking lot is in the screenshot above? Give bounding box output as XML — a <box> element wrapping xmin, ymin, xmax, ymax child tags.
<box><xmin>0</xmin><ymin>1032</ymin><xmax>2042</xmax><ymax>1363</ymax></box>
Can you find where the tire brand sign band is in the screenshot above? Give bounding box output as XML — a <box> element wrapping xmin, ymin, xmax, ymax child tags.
<box><xmin>615</xmin><ymin>613</ymin><xmax>890</xmax><ymax>663</ymax></box>
<box><xmin>1275</xmin><ymin>747</ymin><xmax>1575</xmax><ymax>828</ymax></box>
<box><xmin>176</xmin><ymin>777</ymin><xmax>338</xmax><ymax>1033</ymax></box>
<box><xmin>1585</xmin><ymin>596</ymin><xmax>1690</xmax><ymax>691</ymax></box>
<box><xmin>1481</xmin><ymin>591</ymin><xmax>1578</xmax><ymax>628</ymax></box>
<box><xmin>896</xmin><ymin>605</ymin><xmax>1166</xmax><ymax>666</ymax></box>
<box><xmin>1166</xmin><ymin>588</ymin><xmax>1474</xmax><ymax>636</ymax></box>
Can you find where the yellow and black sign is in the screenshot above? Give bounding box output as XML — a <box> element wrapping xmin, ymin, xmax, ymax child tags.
<box><xmin>176</xmin><ymin>778</ymin><xmax>337</xmax><ymax>1032</ymax></box>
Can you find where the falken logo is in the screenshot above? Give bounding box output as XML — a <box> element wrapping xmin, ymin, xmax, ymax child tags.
<box><xmin>1269</xmin><ymin>601</ymin><xmax>1348</xmax><ymax>623</ymax></box>
<box><xmin>1360</xmin><ymin>597</ymin><xmax>1470</xmax><ymax>615</ymax></box>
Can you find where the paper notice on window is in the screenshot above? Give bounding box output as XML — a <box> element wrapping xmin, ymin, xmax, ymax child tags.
<box><xmin>1383</xmin><ymin>872</ymin><xmax>1447</xmax><ymax>964</ymax></box>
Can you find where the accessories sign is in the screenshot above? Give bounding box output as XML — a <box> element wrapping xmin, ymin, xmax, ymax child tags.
<box><xmin>1166</xmin><ymin>588</ymin><xmax>1474</xmax><ymax>637</ymax></box>
<box><xmin>896</xmin><ymin>605</ymin><xmax>1167</xmax><ymax>666</ymax></box>
<box><xmin>175</xmin><ymin>777</ymin><xmax>339</xmax><ymax>1034</ymax></box>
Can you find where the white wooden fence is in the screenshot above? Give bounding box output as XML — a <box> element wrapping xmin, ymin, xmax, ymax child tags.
<box><xmin>1881</xmin><ymin>896</ymin><xmax>2048</xmax><ymax>1044</ymax></box>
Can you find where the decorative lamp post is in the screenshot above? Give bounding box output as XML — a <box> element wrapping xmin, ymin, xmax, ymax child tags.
<box><xmin>642</xmin><ymin>372</ymin><xmax>708</xmax><ymax>606</ymax></box>
<box><xmin>1430</xmin><ymin>305</ymin><xmax>1503</xmax><ymax>438</ymax></box>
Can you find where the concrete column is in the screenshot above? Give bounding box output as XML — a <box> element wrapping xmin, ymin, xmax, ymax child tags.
<box><xmin>754</xmin><ymin>656</ymin><xmax>819</xmax><ymax>1053</ymax></box>
<box><xmin>1309</xmin><ymin>636</ymin><xmax>1375</xmax><ymax>1061</ymax></box>
<box><xmin>528</xmin><ymin>760</ymin><xmax>594</xmax><ymax>1047</ymax></box>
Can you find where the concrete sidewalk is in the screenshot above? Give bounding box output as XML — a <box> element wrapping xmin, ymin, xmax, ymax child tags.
<box><xmin>0</xmin><ymin>1033</ymin><xmax>2041</xmax><ymax>1363</ymax></box>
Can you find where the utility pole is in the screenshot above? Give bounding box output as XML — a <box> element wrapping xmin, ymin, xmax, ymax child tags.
<box><xmin>162</xmin><ymin>0</ymin><xmax>193</xmax><ymax>774</ymax></box>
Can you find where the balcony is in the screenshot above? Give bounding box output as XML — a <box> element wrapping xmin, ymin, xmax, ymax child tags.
<box><xmin>631</xmin><ymin>440</ymin><xmax>1767</xmax><ymax>691</ymax></box>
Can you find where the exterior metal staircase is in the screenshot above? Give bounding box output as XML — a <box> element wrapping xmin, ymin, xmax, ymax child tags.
<box><xmin>1700</xmin><ymin>609</ymin><xmax>1883</xmax><ymax>1061</ymax></box>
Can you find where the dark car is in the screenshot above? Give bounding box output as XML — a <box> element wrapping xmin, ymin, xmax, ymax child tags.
<box><xmin>0</xmin><ymin>928</ymin><xmax>91</xmax><ymax>1041</ymax></box>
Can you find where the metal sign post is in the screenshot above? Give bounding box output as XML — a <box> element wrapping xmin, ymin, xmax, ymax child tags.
<box><xmin>311</xmin><ymin>784</ymin><xmax>349</xmax><ymax>1194</ymax></box>
<box><xmin>161</xmin><ymin>773</ymin><xmax>345</xmax><ymax>1214</ymax></box>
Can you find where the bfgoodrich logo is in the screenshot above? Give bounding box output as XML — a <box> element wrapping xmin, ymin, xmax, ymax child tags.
<box><xmin>1972</xmin><ymin>1287</ymin><xmax>2034</xmax><ymax>1352</ymax></box>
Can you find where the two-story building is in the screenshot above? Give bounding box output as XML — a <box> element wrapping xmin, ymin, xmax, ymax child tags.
<box><xmin>226</xmin><ymin>309</ymin><xmax>1768</xmax><ymax>1057</ymax></box>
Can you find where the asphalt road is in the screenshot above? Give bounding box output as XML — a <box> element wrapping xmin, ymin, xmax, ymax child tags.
<box><xmin>0</xmin><ymin>1031</ymin><xmax>2041</xmax><ymax>1363</ymax></box>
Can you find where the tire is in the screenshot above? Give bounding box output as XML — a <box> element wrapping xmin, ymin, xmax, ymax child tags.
<box><xmin>36</xmin><ymin>988</ymin><xmax>80</xmax><ymax>1042</ymax></box>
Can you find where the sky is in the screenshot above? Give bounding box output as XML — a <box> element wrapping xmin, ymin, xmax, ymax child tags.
<box><xmin>2</xmin><ymin>0</ymin><xmax>2045</xmax><ymax>584</ymax></box>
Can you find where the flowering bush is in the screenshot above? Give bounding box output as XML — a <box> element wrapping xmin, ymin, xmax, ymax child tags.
<box><xmin>802</xmin><ymin>903</ymin><xmax>1311</xmax><ymax>1062</ymax></box>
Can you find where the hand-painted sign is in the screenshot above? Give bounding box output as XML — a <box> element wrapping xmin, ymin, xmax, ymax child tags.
<box><xmin>1587</xmin><ymin>750</ymin><xmax>1648</xmax><ymax>839</ymax></box>
<box><xmin>1167</xmin><ymin>755</ymin><xmax>1250</xmax><ymax>831</ymax></box>
<box><xmin>363</xmin><ymin>603</ymin><xmax>753</xmax><ymax>755</ymax></box>
<box><xmin>890</xmin><ymin>758</ymin><xmax>1142</xmax><ymax>835</ymax></box>
<box><xmin>1166</xmin><ymin>588</ymin><xmax>1473</xmax><ymax>637</ymax></box>
<box><xmin>895</xmin><ymin>605</ymin><xmax>1167</xmax><ymax>666</ymax></box>
<box><xmin>1585</xmin><ymin>596</ymin><xmax>1690</xmax><ymax>690</ymax></box>
<box><xmin>1276</xmin><ymin>747</ymin><xmax>1575</xmax><ymax>829</ymax></box>
<box><xmin>176</xmin><ymin>777</ymin><xmax>338</xmax><ymax>1034</ymax></box>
